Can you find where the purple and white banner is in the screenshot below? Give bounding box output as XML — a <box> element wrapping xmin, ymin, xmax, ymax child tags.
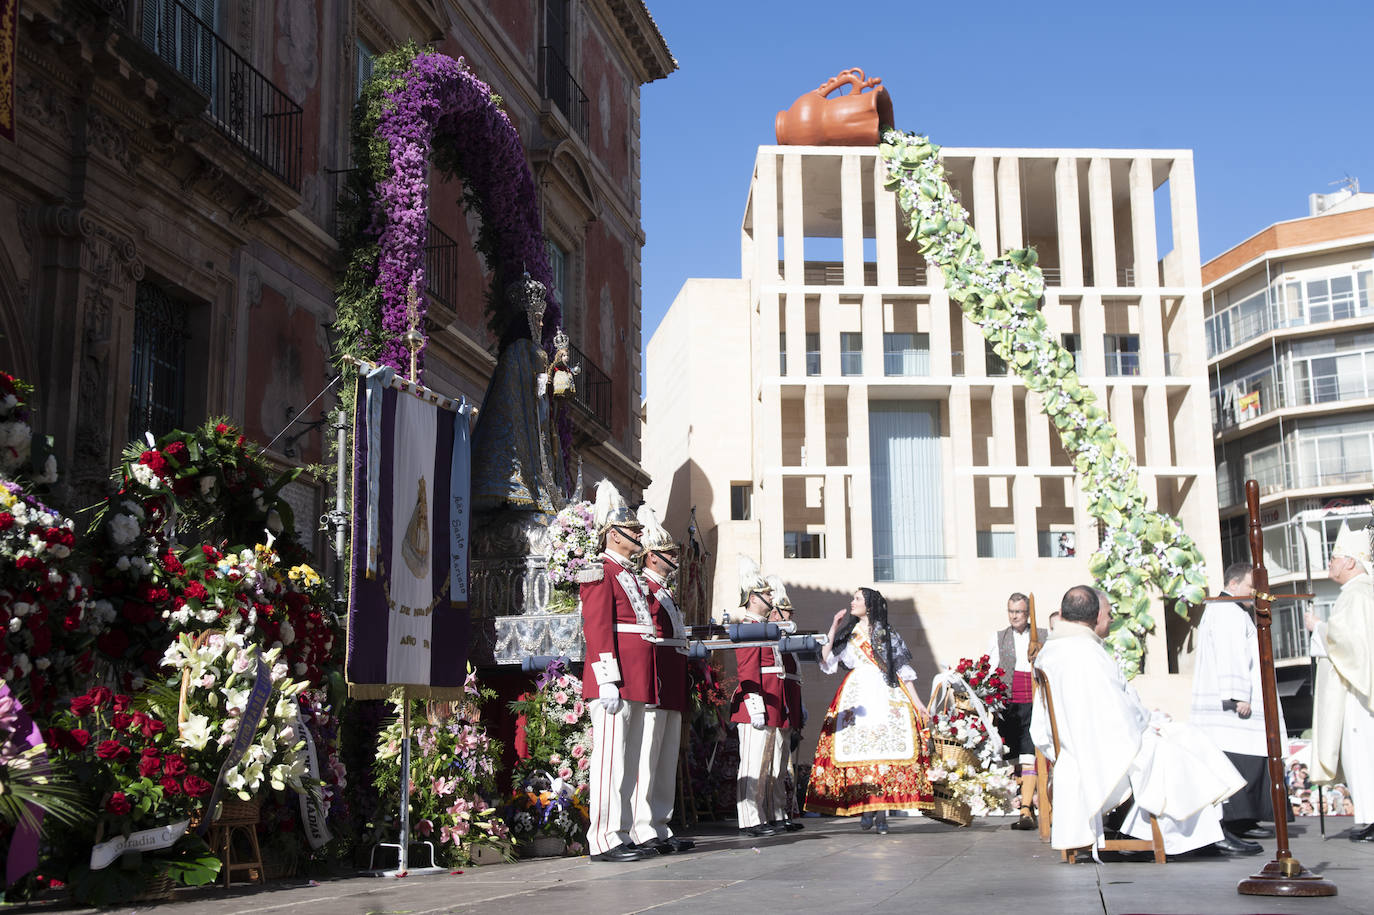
<box><xmin>346</xmin><ymin>366</ymin><xmax>471</xmax><ymax>699</ymax></box>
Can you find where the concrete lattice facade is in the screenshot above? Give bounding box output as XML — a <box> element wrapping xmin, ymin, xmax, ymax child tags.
<box><xmin>646</xmin><ymin>144</ymin><xmax>1224</xmax><ymax>739</ymax></box>
<box><xmin>1205</xmin><ymin>192</ymin><xmax>1374</xmax><ymax>722</ymax></box>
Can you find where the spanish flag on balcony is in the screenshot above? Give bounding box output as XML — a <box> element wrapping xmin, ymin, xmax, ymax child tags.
<box><xmin>1239</xmin><ymin>390</ymin><xmax>1261</xmax><ymax>411</ymax></box>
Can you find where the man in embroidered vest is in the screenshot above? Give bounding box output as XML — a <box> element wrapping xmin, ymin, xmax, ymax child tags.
<box><xmin>580</xmin><ymin>480</ymin><xmax>655</xmax><ymax>862</ymax></box>
<box><xmin>729</xmin><ymin>556</ymin><xmax>783</xmax><ymax>837</ymax></box>
<box><xmin>986</xmin><ymin>592</ymin><xmax>1046</xmax><ymax>830</ymax></box>
<box><xmin>1191</xmin><ymin>561</ymin><xmax>1288</xmax><ymax>853</ymax></box>
<box><xmin>765</xmin><ymin>575</ymin><xmax>806</xmax><ymax>832</ymax></box>
<box><xmin>628</xmin><ymin>505</ymin><xmax>696</xmax><ymax>855</ymax></box>
<box><xmin>1305</xmin><ymin>522</ymin><xmax>1374</xmax><ymax>842</ymax></box>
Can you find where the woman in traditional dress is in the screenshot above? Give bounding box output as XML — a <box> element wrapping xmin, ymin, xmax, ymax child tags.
<box><xmin>804</xmin><ymin>587</ymin><xmax>932</xmax><ymax>834</ymax></box>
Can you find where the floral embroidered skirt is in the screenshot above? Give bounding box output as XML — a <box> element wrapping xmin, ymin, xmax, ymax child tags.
<box><xmin>804</xmin><ymin>669</ymin><xmax>933</xmax><ymax>816</ymax></box>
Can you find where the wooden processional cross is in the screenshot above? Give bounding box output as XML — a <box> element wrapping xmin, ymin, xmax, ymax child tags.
<box><xmin>1229</xmin><ymin>479</ymin><xmax>1335</xmax><ymax>896</ymax></box>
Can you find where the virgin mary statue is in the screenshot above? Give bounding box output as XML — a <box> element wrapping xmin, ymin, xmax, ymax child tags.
<box><xmin>469</xmin><ymin>273</ymin><xmax>572</xmax><ymax>516</ymax></box>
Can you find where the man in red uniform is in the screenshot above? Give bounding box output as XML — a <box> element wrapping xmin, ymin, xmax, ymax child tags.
<box><xmin>765</xmin><ymin>575</ymin><xmax>806</xmax><ymax>832</ymax></box>
<box><xmin>730</xmin><ymin>556</ymin><xmax>784</xmax><ymax>837</ymax></box>
<box><xmin>629</xmin><ymin>505</ymin><xmax>695</xmax><ymax>854</ymax></box>
<box><xmin>580</xmin><ymin>481</ymin><xmax>655</xmax><ymax>862</ymax></box>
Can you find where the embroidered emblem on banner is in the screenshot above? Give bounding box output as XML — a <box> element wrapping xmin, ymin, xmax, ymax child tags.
<box><xmin>402</xmin><ymin>476</ymin><xmax>431</xmax><ymax>577</ymax></box>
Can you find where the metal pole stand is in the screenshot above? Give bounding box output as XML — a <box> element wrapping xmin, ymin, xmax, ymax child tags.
<box><xmin>366</xmin><ymin>700</ymin><xmax>448</xmax><ymax>878</ymax></box>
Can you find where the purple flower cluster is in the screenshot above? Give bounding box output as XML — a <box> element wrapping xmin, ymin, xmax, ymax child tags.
<box><xmin>371</xmin><ymin>50</ymin><xmax>562</xmax><ymax>377</ymax></box>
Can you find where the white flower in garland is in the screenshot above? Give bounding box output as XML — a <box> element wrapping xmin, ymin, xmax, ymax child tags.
<box><xmin>879</xmin><ymin>128</ymin><xmax>1209</xmax><ymax>674</ymax></box>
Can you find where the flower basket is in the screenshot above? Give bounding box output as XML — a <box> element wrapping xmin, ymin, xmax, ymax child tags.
<box><xmin>212</xmin><ymin>795</ymin><xmax>263</xmax><ymax>826</ymax></box>
<box><xmin>926</xmin><ymin>788</ymin><xmax>973</xmax><ymax>828</ymax></box>
<box><xmin>133</xmin><ymin>872</ymin><xmax>178</xmax><ymax>902</ymax></box>
<box><xmin>930</xmin><ymin>733</ymin><xmax>979</xmax><ymax>771</ymax></box>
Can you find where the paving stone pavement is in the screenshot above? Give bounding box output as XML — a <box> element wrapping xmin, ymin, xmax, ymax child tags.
<box><xmin>39</xmin><ymin>817</ymin><xmax>1374</xmax><ymax>915</ymax></box>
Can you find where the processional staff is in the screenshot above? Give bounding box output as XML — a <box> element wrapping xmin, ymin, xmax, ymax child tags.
<box><xmin>1226</xmin><ymin>480</ymin><xmax>1336</xmax><ymax>897</ymax></box>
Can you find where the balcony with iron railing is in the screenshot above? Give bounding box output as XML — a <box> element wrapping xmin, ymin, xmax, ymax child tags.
<box><xmin>568</xmin><ymin>342</ymin><xmax>612</xmax><ymax>430</ymax></box>
<box><xmin>539</xmin><ymin>46</ymin><xmax>588</xmax><ymax>141</ymax></box>
<box><xmin>1219</xmin><ymin>432</ymin><xmax>1374</xmax><ymax>507</ymax></box>
<box><xmin>1206</xmin><ymin>269</ymin><xmax>1374</xmax><ymax>360</ymax></box>
<box><xmin>130</xmin><ymin>0</ymin><xmax>302</xmax><ymax>189</ymax></box>
<box><xmin>1211</xmin><ymin>351</ymin><xmax>1374</xmax><ymax>431</ymax></box>
<box><xmin>425</xmin><ymin>220</ymin><xmax>460</xmax><ymax>311</ymax></box>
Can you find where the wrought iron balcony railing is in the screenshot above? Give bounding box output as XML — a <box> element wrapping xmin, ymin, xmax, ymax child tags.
<box><xmin>425</xmin><ymin>220</ymin><xmax>460</xmax><ymax>311</ymax></box>
<box><xmin>539</xmin><ymin>46</ymin><xmax>588</xmax><ymax>140</ymax></box>
<box><xmin>569</xmin><ymin>343</ymin><xmax>612</xmax><ymax>429</ymax></box>
<box><xmin>138</xmin><ymin>0</ymin><xmax>302</xmax><ymax>189</ymax></box>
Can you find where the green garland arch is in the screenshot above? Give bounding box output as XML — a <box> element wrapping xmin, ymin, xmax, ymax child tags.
<box><xmin>878</xmin><ymin>129</ymin><xmax>1209</xmax><ymax>673</ymax></box>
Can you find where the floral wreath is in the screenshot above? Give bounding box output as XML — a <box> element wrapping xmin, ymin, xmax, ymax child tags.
<box><xmin>334</xmin><ymin>43</ymin><xmax>574</xmax><ymax>479</ymax></box>
<box><xmin>879</xmin><ymin>129</ymin><xmax>1209</xmax><ymax>673</ymax></box>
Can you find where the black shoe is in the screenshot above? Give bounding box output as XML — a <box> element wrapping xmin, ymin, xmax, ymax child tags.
<box><xmin>1237</xmin><ymin>825</ymin><xmax>1274</xmax><ymax>839</ymax></box>
<box><xmin>781</xmin><ymin>820</ymin><xmax>805</xmax><ymax>832</ymax></box>
<box><xmin>1350</xmin><ymin>823</ymin><xmax>1374</xmax><ymax>842</ymax></box>
<box><xmin>1221</xmin><ymin>829</ymin><xmax>1263</xmax><ymax>852</ymax></box>
<box><xmin>1213</xmin><ymin>836</ymin><xmax>1264</xmax><ymax>856</ymax></box>
<box><xmin>591</xmin><ymin>845</ymin><xmax>651</xmax><ymax>862</ymax></box>
<box><xmin>1010</xmin><ymin>807</ymin><xmax>1037</xmax><ymax>830</ymax></box>
<box><xmin>659</xmin><ymin>836</ymin><xmax>695</xmax><ymax>853</ymax></box>
<box><xmin>739</xmin><ymin>824</ymin><xmax>777</xmax><ymax>838</ymax></box>
<box><xmin>632</xmin><ymin>838</ymin><xmax>665</xmax><ymax>853</ymax></box>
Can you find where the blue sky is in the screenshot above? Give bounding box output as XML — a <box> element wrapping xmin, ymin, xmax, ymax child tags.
<box><xmin>638</xmin><ymin>0</ymin><xmax>1373</xmax><ymax>386</ymax></box>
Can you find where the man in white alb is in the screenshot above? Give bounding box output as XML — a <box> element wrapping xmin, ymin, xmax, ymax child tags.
<box><xmin>1032</xmin><ymin>586</ymin><xmax>1246</xmax><ymax>856</ymax></box>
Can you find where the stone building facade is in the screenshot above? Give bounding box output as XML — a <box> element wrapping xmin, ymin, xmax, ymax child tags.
<box><xmin>1</xmin><ymin>0</ymin><xmax>671</xmax><ymax>548</ymax></box>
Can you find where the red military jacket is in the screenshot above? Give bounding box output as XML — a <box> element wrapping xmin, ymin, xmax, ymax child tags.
<box><xmin>643</xmin><ymin>571</ymin><xmax>690</xmax><ymax>714</ymax></box>
<box><xmin>782</xmin><ymin>652</ymin><xmax>804</xmax><ymax>730</ymax></box>
<box><xmin>579</xmin><ymin>553</ymin><xmax>657</xmax><ymax>705</ymax></box>
<box><xmin>730</xmin><ymin>642</ymin><xmax>787</xmax><ymax>727</ymax></box>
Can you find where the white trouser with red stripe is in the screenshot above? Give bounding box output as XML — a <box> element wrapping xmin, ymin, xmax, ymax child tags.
<box><xmin>736</xmin><ymin>723</ymin><xmax>778</xmax><ymax>828</ymax></box>
<box><xmin>586</xmin><ymin>698</ymin><xmax>646</xmax><ymax>855</ymax></box>
<box><xmin>630</xmin><ymin>707</ymin><xmax>682</xmax><ymax>845</ymax></box>
<box><xmin>769</xmin><ymin>728</ymin><xmax>797</xmax><ymax>822</ymax></box>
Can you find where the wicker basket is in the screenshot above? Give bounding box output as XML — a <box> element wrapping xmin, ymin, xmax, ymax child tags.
<box><xmin>134</xmin><ymin>872</ymin><xmax>178</xmax><ymax>902</ymax></box>
<box><xmin>925</xmin><ymin>789</ymin><xmax>973</xmax><ymax>827</ymax></box>
<box><xmin>930</xmin><ymin>733</ymin><xmax>979</xmax><ymax>771</ymax></box>
<box><xmin>212</xmin><ymin>795</ymin><xmax>263</xmax><ymax>826</ymax></box>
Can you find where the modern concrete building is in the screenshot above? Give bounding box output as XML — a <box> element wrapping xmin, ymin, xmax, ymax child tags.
<box><xmin>1205</xmin><ymin>186</ymin><xmax>1374</xmax><ymax>727</ymax></box>
<box><xmin>645</xmin><ymin>143</ymin><xmax>1224</xmax><ymax>743</ymax></box>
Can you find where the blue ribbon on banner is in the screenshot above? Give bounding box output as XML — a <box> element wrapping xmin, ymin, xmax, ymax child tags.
<box><xmin>450</xmin><ymin>401</ymin><xmax>471</xmax><ymax>603</ymax></box>
<box><xmin>364</xmin><ymin>364</ymin><xmax>395</xmax><ymax>577</ymax></box>
<box><xmin>195</xmin><ymin>648</ymin><xmax>274</xmax><ymax>836</ymax></box>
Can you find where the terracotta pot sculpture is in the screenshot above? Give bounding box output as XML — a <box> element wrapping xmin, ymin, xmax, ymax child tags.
<box><xmin>775</xmin><ymin>68</ymin><xmax>895</xmax><ymax>146</ymax></box>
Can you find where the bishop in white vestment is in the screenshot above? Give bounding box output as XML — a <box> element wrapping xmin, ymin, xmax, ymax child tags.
<box><xmin>1032</xmin><ymin>586</ymin><xmax>1244</xmax><ymax>855</ymax></box>
<box><xmin>1305</xmin><ymin>522</ymin><xmax>1374</xmax><ymax>840</ymax></box>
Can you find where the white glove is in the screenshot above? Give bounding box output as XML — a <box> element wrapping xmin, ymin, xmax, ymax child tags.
<box><xmin>598</xmin><ymin>682</ymin><xmax>622</xmax><ymax>714</ymax></box>
<box><xmin>750</xmin><ymin>712</ymin><xmax>766</xmax><ymax>730</ymax></box>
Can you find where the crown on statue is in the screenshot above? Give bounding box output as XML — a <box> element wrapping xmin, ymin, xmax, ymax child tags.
<box><xmin>506</xmin><ymin>271</ymin><xmax>547</xmax><ymax>342</ymax></box>
<box><xmin>553</xmin><ymin>328</ymin><xmax>570</xmax><ymax>354</ymax></box>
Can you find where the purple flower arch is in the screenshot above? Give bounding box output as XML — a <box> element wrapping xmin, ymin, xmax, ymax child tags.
<box><xmin>371</xmin><ymin>51</ymin><xmax>562</xmax><ymax>375</ymax></box>
<box><xmin>364</xmin><ymin>49</ymin><xmax>575</xmax><ymax>487</ymax></box>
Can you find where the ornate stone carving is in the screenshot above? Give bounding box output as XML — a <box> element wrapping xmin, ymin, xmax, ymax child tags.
<box><xmin>17</xmin><ymin>76</ymin><xmax>72</xmax><ymax>142</ymax></box>
<box><xmin>86</xmin><ymin>109</ymin><xmax>140</xmax><ymax>174</ymax></box>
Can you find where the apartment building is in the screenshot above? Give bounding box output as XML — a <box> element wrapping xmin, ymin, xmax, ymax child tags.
<box><xmin>1206</xmin><ymin>187</ymin><xmax>1374</xmax><ymax>727</ymax></box>
<box><xmin>645</xmin><ymin>143</ymin><xmax>1223</xmax><ymax>739</ymax></box>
